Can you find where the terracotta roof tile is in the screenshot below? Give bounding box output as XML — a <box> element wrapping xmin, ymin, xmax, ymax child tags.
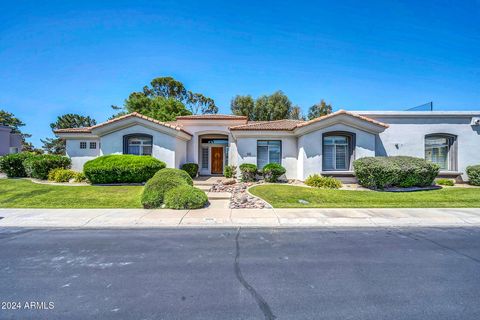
<box><xmin>54</xmin><ymin>112</ymin><xmax>192</xmax><ymax>136</ymax></box>
<box><xmin>175</xmin><ymin>114</ymin><xmax>248</xmax><ymax>120</ymax></box>
<box><xmin>230</xmin><ymin>119</ymin><xmax>305</xmax><ymax>131</ymax></box>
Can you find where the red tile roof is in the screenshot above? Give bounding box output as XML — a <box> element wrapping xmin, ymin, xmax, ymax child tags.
<box><xmin>230</xmin><ymin>119</ymin><xmax>304</xmax><ymax>131</ymax></box>
<box><xmin>54</xmin><ymin>112</ymin><xmax>192</xmax><ymax>135</ymax></box>
<box><xmin>175</xmin><ymin>114</ymin><xmax>248</xmax><ymax>120</ymax></box>
<box><xmin>297</xmin><ymin>110</ymin><xmax>389</xmax><ymax>128</ymax></box>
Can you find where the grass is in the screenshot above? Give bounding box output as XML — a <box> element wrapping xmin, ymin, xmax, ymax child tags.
<box><xmin>0</xmin><ymin>179</ymin><xmax>143</xmax><ymax>208</ymax></box>
<box><xmin>249</xmin><ymin>184</ymin><xmax>480</xmax><ymax>208</ymax></box>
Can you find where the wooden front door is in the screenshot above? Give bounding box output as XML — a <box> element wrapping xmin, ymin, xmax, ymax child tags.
<box><xmin>211</xmin><ymin>147</ymin><xmax>223</xmax><ymax>174</ymax></box>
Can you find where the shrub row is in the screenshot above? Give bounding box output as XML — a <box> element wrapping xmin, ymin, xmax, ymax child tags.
<box><xmin>48</xmin><ymin>168</ymin><xmax>86</xmax><ymax>183</ymax></box>
<box><xmin>305</xmin><ymin>174</ymin><xmax>342</xmax><ymax>189</ymax></box>
<box><xmin>353</xmin><ymin>156</ymin><xmax>439</xmax><ymax>189</ymax></box>
<box><xmin>0</xmin><ymin>153</ymin><xmax>71</xmax><ymax>179</ymax></box>
<box><xmin>84</xmin><ymin>155</ymin><xmax>165</xmax><ymax>184</ymax></box>
<box><xmin>141</xmin><ymin>168</ymin><xmax>207</xmax><ymax>209</ymax></box>
<box><xmin>238</xmin><ymin>163</ymin><xmax>287</xmax><ymax>183</ymax></box>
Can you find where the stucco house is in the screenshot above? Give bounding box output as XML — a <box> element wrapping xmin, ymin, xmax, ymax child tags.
<box><xmin>0</xmin><ymin>125</ymin><xmax>22</xmax><ymax>156</ymax></box>
<box><xmin>55</xmin><ymin>110</ymin><xmax>480</xmax><ymax>182</ymax></box>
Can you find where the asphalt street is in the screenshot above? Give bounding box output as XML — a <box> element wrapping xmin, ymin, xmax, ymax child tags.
<box><xmin>0</xmin><ymin>227</ymin><xmax>479</xmax><ymax>320</ymax></box>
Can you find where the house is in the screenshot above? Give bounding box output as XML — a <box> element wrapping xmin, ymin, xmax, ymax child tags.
<box><xmin>0</xmin><ymin>125</ymin><xmax>22</xmax><ymax>156</ymax></box>
<box><xmin>54</xmin><ymin>110</ymin><xmax>480</xmax><ymax>182</ymax></box>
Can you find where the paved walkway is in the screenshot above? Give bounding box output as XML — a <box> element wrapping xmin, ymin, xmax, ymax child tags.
<box><xmin>1</xmin><ymin>206</ymin><xmax>480</xmax><ymax>228</ymax></box>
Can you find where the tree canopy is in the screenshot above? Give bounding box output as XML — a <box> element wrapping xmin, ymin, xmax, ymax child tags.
<box><xmin>41</xmin><ymin>114</ymin><xmax>97</xmax><ymax>155</ymax></box>
<box><xmin>231</xmin><ymin>91</ymin><xmax>297</xmax><ymax>121</ymax></box>
<box><xmin>112</xmin><ymin>76</ymin><xmax>218</xmax><ymax>120</ymax></box>
<box><xmin>307</xmin><ymin>100</ymin><xmax>332</xmax><ymax>120</ymax></box>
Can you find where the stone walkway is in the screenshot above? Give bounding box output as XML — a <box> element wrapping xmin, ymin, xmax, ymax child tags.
<box><xmin>1</xmin><ymin>208</ymin><xmax>479</xmax><ymax>228</ymax></box>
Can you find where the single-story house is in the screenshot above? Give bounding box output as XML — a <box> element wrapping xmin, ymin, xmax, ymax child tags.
<box><xmin>55</xmin><ymin>110</ymin><xmax>480</xmax><ymax>182</ymax></box>
<box><xmin>0</xmin><ymin>125</ymin><xmax>22</xmax><ymax>156</ymax></box>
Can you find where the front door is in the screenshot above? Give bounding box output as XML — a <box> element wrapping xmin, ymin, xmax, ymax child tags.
<box><xmin>211</xmin><ymin>147</ymin><xmax>223</xmax><ymax>174</ymax></box>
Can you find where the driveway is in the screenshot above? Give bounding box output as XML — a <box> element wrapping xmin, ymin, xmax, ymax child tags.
<box><xmin>1</xmin><ymin>227</ymin><xmax>479</xmax><ymax>319</ymax></box>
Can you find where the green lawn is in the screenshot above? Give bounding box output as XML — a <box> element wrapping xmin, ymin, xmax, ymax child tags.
<box><xmin>0</xmin><ymin>179</ymin><xmax>143</xmax><ymax>208</ymax></box>
<box><xmin>249</xmin><ymin>184</ymin><xmax>480</xmax><ymax>208</ymax></box>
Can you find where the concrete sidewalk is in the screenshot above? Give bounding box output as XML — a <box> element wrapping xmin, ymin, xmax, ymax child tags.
<box><xmin>1</xmin><ymin>205</ymin><xmax>480</xmax><ymax>228</ymax></box>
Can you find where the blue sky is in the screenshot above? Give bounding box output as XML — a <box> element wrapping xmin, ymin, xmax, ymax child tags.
<box><xmin>1</xmin><ymin>0</ymin><xmax>479</xmax><ymax>147</ymax></box>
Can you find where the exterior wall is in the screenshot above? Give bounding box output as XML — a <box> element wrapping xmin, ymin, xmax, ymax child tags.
<box><xmin>9</xmin><ymin>133</ymin><xmax>22</xmax><ymax>153</ymax></box>
<box><xmin>99</xmin><ymin>124</ymin><xmax>183</xmax><ymax>168</ymax></box>
<box><xmin>0</xmin><ymin>126</ymin><xmax>11</xmax><ymax>156</ymax></box>
<box><xmin>66</xmin><ymin>139</ymin><xmax>100</xmax><ymax>171</ymax></box>
<box><xmin>367</xmin><ymin>115</ymin><xmax>480</xmax><ymax>180</ymax></box>
<box><xmin>235</xmin><ymin>136</ymin><xmax>298</xmax><ymax>179</ymax></box>
<box><xmin>297</xmin><ymin>124</ymin><xmax>376</xmax><ymax>180</ymax></box>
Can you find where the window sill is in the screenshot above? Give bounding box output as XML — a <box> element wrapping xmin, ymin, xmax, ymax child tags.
<box><xmin>438</xmin><ymin>171</ymin><xmax>463</xmax><ymax>176</ymax></box>
<box><xmin>321</xmin><ymin>171</ymin><xmax>355</xmax><ymax>176</ymax></box>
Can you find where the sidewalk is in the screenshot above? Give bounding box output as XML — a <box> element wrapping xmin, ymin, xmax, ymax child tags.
<box><xmin>1</xmin><ymin>205</ymin><xmax>480</xmax><ymax>228</ymax></box>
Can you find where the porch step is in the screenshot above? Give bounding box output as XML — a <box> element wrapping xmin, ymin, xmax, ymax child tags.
<box><xmin>197</xmin><ymin>185</ymin><xmax>212</xmax><ymax>192</ymax></box>
<box><xmin>206</xmin><ymin>192</ymin><xmax>231</xmax><ymax>200</ymax></box>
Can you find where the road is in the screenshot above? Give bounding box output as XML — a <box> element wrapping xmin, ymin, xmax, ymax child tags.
<box><xmin>0</xmin><ymin>227</ymin><xmax>479</xmax><ymax>319</ymax></box>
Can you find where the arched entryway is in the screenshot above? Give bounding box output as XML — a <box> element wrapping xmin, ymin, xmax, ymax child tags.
<box><xmin>198</xmin><ymin>134</ymin><xmax>229</xmax><ymax>175</ymax></box>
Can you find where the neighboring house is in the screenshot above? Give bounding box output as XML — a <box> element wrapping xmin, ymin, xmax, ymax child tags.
<box><xmin>55</xmin><ymin>110</ymin><xmax>480</xmax><ymax>182</ymax></box>
<box><xmin>0</xmin><ymin>125</ymin><xmax>22</xmax><ymax>156</ymax></box>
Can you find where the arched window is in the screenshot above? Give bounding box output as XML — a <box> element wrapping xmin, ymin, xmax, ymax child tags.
<box><xmin>322</xmin><ymin>132</ymin><xmax>355</xmax><ymax>171</ymax></box>
<box><xmin>425</xmin><ymin>134</ymin><xmax>457</xmax><ymax>171</ymax></box>
<box><xmin>123</xmin><ymin>134</ymin><xmax>153</xmax><ymax>156</ymax></box>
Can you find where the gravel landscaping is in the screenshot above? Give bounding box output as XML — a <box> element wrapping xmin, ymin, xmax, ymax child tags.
<box><xmin>209</xmin><ymin>180</ymin><xmax>271</xmax><ymax>209</ymax></box>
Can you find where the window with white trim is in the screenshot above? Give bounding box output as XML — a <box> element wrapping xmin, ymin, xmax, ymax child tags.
<box><xmin>201</xmin><ymin>148</ymin><xmax>209</xmax><ymax>169</ymax></box>
<box><xmin>257</xmin><ymin>140</ymin><xmax>281</xmax><ymax>170</ymax></box>
<box><xmin>80</xmin><ymin>142</ymin><xmax>87</xmax><ymax>149</ymax></box>
<box><xmin>124</xmin><ymin>135</ymin><xmax>152</xmax><ymax>156</ymax></box>
<box><xmin>322</xmin><ymin>132</ymin><xmax>354</xmax><ymax>171</ymax></box>
<box><xmin>89</xmin><ymin>142</ymin><xmax>96</xmax><ymax>149</ymax></box>
<box><xmin>425</xmin><ymin>134</ymin><xmax>457</xmax><ymax>171</ymax></box>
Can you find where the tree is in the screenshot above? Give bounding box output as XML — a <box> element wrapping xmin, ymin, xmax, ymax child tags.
<box><xmin>230</xmin><ymin>91</ymin><xmax>293</xmax><ymax>121</ymax></box>
<box><xmin>41</xmin><ymin>114</ymin><xmax>96</xmax><ymax>154</ymax></box>
<box><xmin>231</xmin><ymin>95</ymin><xmax>255</xmax><ymax>119</ymax></box>
<box><xmin>112</xmin><ymin>76</ymin><xmax>217</xmax><ymax>119</ymax></box>
<box><xmin>307</xmin><ymin>100</ymin><xmax>332</xmax><ymax>120</ymax></box>
<box><xmin>289</xmin><ymin>105</ymin><xmax>304</xmax><ymax>120</ymax></box>
<box><xmin>0</xmin><ymin>109</ymin><xmax>33</xmax><ymax>150</ymax></box>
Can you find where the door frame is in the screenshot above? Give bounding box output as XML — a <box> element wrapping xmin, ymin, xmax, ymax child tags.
<box><xmin>210</xmin><ymin>146</ymin><xmax>224</xmax><ymax>174</ymax></box>
<box><xmin>199</xmin><ymin>144</ymin><xmax>227</xmax><ymax>175</ymax></box>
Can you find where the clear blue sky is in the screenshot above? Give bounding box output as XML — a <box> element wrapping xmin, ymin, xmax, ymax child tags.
<box><xmin>1</xmin><ymin>0</ymin><xmax>479</xmax><ymax>147</ymax></box>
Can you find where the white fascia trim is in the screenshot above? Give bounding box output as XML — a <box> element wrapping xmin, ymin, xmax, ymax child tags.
<box><xmin>91</xmin><ymin>118</ymin><xmax>192</xmax><ymax>141</ymax></box>
<box><xmin>294</xmin><ymin>116</ymin><xmax>387</xmax><ymax>136</ymax></box>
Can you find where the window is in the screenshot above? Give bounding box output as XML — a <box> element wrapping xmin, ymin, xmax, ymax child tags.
<box><xmin>257</xmin><ymin>140</ymin><xmax>281</xmax><ymax>170</ymax></box>
<box><xmin>323</xmin><ymin>132</ymin><xmax>354</xmax><ymax>171</ymax></box>
<box><xmin>201</xmin><ymin>148</ymin><xmax>209</xmax><ymax>169</ymax></box>
<box><xmin>89</xmin><ymin>142</ymin><xmax>97</xmax><ymax>149</ymax></box>
<box><xmin>123</xmin><ymin>134</ymin><xmax>153</xmax><ymax>156</ymax></box>
<box><xmin>80</xmin><ymin>142</ymin><xmax>87</xmax><ymax>149</ymax></box>
<box><xmin>425</xmin><ymin>134</ymin><xmax>457</xmax><ymax>171</ymax></box>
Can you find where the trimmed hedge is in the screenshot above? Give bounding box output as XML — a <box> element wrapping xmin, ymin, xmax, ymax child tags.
<box><xmin>181</xmin><ymin>163</ymin><xmax>199</xmax><ymax>178</ymax></box>
<box><xmin>305</xmin><ymin>174</ymin><xmax>342</xmax><ymax>189</ymax></box>
<box><xmin>0</xmin><ymin>153</ymin><xmax>33</xmax><ymax>177</ymax></box>
<box><xmin>23</xmin><ymin>154</ymin><xmax>71</xmax><ymax>180</ymax></box>
<box><xmin>224</xmin><ymin>165</ymin><xmax>237</xmax><ymax>178</ymax></box>
<box><xmin>83</xmin><ymin>155</ymin><xmax>165</xmax><ymax>184</ymax></box>
<box><xmin>353</xmin><ymin>156</ymin><xmax>439</xmax><ymax>189</ymax></box>
<box><xmin>262</xmin><ymin>163</ymin><xmax>286</xmax><ymax>183</ymax></box>
<box><xmin>164</xmin><ymin>185</ymin><xmax>208</xmax><ymax>209</ymax></box>
<box><xmin>466</xmin><ymin>165</ymin><xmax>480</xmax><ymax>186</ymax></box>
<box><xmin>239</xmin><ymin>163</ymin><xmax>257</xmax><ymax>182</ymax></box>
<box><xmin>435</xmin><ymin>178</ymin><xmax>455</xmax><ymax>186</ymax></box>
<box><xmin>141</xmin><ymin>168</ymin><xmax>193</xmax><ymax>208</ymax></box>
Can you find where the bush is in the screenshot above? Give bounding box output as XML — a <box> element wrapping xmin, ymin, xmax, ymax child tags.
<box><xmin>224</xmin><ymin>165</ymin><xmax>237</xmax><ymax>178</ymax></box>
<box><xmin>181</xmin><ymin>163</ymin><xmax>199</xmax><ymax>178</ymax></box>
<box><xmin>436</xmin><ymin>178</ymin><xmax>455</xmax><ymax>186</ymax></box>
<box><xmin>262</xmin><ymin>163</ymin><xmax>286</xmax><ymax>182</ymax></box>
<box><xmin>23</xmin><ymin>154</ymin><xmax>71</xmax><ymax>180</ymax></box>
<box><xmin>48</xmin><ymin>168</ymin><xmax>77</xmax><ymax>182</ymax></box>
<box><xmin>74</xmin><ymin>172</ymin><xmax>87</xmax><ymax>183</ymax></box>
<box><xmin>164</xmin><ymin>185</ymin><xmax>208</xmax><ymax>209</ymax></box>
<box><xmin>239</xmin><ymin>163</ymin><xmax>257</xmax><ymax>182</ymax></box>
<box><xmin>305</xmin><ymin>174</ymin><xmax>342</xmax><ymax>189</ymax></box>
<box><xmin>141</xmin><ymin>168</ymin><xmax>193</xmax><ymax>208</ymax></box>
<box><xmin>0</xmin><ymin>153</ymin><xmax>33</xmax><ymax>177</ymax></box>
<box><xmin>83</xmin><ymin>155</ymin><xmax>165</xmax><ymax>184</ymax></box>
<box><xmin>466</xmin><ymin>165</ymin><xmax>480</xmax><ymax>186</ymax></box>
<box><xmin>353</xmin><ymin>156</ymin><xmax>439</xmax><ymax>189</ymax></box>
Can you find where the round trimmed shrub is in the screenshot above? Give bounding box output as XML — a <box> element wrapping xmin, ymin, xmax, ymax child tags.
<box><xmin>353</xmin><ymin>156</ymin><xmax>439</xmax><ymax>189</ymax></box>
<box><xmin>181</xmin><ymin>163</ymin><xmax>199</xmax><ymax>178</ymax></box>
<box><xmin>141</xmin><ymin>168</ymin><xmax>193</xmax><ymax>208</ymax></box>
<box><xmin>239</xmin><ymin>163</ymin><xmax>257</xmax><ymax>182</ymax></box>
<box><xmin>23</xmin><ymin>154</ymin><xmax>71</xmax><ymax>180</ymax></box>
<box><xmin>466</xmin><ymin>165</ymin><xmax>480</xmax><ymax>186</ymax></box>
<box><xmin>0</xmin><ymin>153</ymin><xmax>33</xmax><ymax>177</ymax></box>
<box><xmin>224</xmin><ymin>165</ymin><xmax>237</xmax><ymax>178</ymax></box>
<box><xmin>262</xmin><ymin>163</ymin><xmax>286</xmax><ymax>182</ymax></box>
<box><xmin>164</xmin><ymin>185</ymin><xmax>208</xmax><ymax>209</ymax></box>
<box><xmin>305</xmin><ymin>174</ymin><xmax>342</xmax><ymax>189</ymax></box>
<box><xmin>83</xmin><ymin>155</ymin><xmax>165</xmax><ymax>184</ymax></box>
